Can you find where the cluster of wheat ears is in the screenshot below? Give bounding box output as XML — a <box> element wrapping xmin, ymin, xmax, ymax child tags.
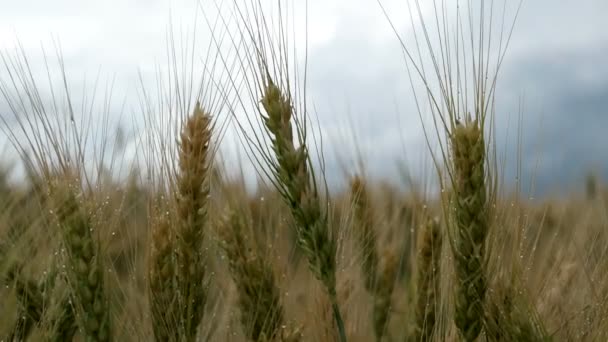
<box><xmin>0</xmin><ymin>1</ymin><xmax>607</xmax><ymax>341</ymax></box>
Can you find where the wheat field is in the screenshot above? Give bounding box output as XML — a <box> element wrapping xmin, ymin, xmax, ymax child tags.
<box><xmin>0</xmin><ymin>1</ymin><xmax>607</xmax><ymax>341</ymax></box>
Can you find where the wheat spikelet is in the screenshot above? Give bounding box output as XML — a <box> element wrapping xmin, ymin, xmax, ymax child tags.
<box><xmin>414</xmin><ymin>217</ymin><xmax>442</xmax><ymax>341</ymax></box>
<box><xmin>51</xmin><ymin>181</ymin><xmax>111</xmax><ymax>342</ymax></box>
<box><xmin>260</xmin><ymin>80</ymin><xmax>345</xmax><ymax>341</ymax></box>
<box><xmin>450</xmin><ymin>118</ymin><xmax>488</xmax><ymax>341</ymax></box>
<box><xmin>218</xmin><ymin>211</ymin><xmax>286</xmax><ymax>341</ymax></box>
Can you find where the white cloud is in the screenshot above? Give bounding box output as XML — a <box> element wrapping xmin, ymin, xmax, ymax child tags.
<box><xmin>0</xmin><ymin>0</ymin><xmax>606</xmax><ymax>193</ymax></box>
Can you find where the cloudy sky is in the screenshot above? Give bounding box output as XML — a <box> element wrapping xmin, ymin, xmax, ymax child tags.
<box><xmin>0</xmin><ymin>0</ymin><xmax>606</xmax><ymax>196</ymax></box>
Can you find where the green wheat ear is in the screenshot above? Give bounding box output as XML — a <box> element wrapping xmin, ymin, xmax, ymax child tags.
<box><xmin>51</xmin><ymin>181</ymin><xmax>111</xmax><ymax>342</ymax></box>
<box><xmin>450</xmin><ymin>118</ymin><xmax>488</xmax><ymax>341</ymax></box>
<box><xmin>218</xmin><ymin>211</ymin><xmax>287</xmax><ymax>341</ymax></box>
<box><xmin>260</xmin><ymin>80</ymin><xmax>346</xmax><ymax>342</ymax></box>
<box><xmin>260</xmin><ymin>81</ymin><xmax>336</xmax><ymax>291</ymax></box>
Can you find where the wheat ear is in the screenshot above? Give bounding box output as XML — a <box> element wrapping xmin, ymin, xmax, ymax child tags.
<box><xmin>51</xmin><ymin>182</ymin><xmax>111</xmax><ymax>342</ymax></box>
<box><xmin>148</xmin><ymin>207</ymin><xmax>178</xmax><ymax>341</ymax></box>
<box><xmin>350</xmin><ymin>176</ymin><xmax>396</xmax><ymax>341</ymax></box>
<box><xmin>372</xmin><ymin>249</ymin><xmax>398</xmax><ymax>341</ymax></box>
<box><xmin>450</xmin><ymin>118</ymin><xmax>488</xmax><ymax>341</ymax></box>
<box><xmin>261</xmin><ymin>80</ymin><xmax>346</xmax><ymax>342</ymax></box>
<box><xmin>174</xmin><ymin>102</ymin><xmax>213</xmax><ymax>340</ymax></box>
<box><xmin>414</xmin><ymin>217</ymin><xmax>442</xmax><ymax>341</ymax></box>
<box><xmin>218</xmin><ymin>211</ymin><xmax>287</xmax><ymax>341</ymax></box>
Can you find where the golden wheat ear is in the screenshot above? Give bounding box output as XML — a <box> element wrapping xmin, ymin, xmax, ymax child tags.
<box><xmin>147</xmin><ymin>102</ymin><xmax>214</xmax><ymax>342</ymax></box>
<box><xmin>174</xmin><ymin>102</ymin><xmax>213</xmax><ymax>341</ymax></box>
